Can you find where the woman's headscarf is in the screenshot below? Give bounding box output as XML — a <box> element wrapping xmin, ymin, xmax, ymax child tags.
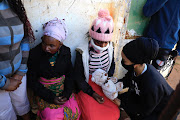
<box><xmin>43</xmin><ymin>17</ymin><xmax>68</xmax><ymax>42</ymax></box>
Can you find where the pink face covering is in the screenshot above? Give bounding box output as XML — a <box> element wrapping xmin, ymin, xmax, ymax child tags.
<box><xmin>43</xmin><ymin>17</ymin><xmax>68</xmax><ymax>42</ymax></box>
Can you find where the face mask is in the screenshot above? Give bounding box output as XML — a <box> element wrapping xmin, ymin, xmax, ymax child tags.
<box><xmin>90</xmin><ymin>39</ymin><xmax>109</xmax><ymax>53</ymax></box>
<box><xmin>121</xmin><ymin>59</ymin><xmax>135</xmax><ymax>71</ymax></box>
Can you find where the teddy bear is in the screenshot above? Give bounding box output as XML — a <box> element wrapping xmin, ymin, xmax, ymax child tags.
<box><xmin>91</xmin><ymin>69</ymin><xmax>108</xmax><ymax>86</ymax></box>
<box><xmin>91</xmin><ymin>69</ymin><xmax>123</xmax><ymax>100</ymax></box>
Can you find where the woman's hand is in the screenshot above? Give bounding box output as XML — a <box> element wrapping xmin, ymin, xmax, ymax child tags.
<box><xmin>92</xmin><ymin>92</ymin><xmax>104</xmax><ymax>104</ymax></box>
<box><xmin>54</xmin><ymin>96</ymin><xmax>67</xmax><ymax>105</ymax></box>
<box><xmin>5</xmin><ymin>78</ymin><xmax>22</xmax><ymax>91</ymax></box>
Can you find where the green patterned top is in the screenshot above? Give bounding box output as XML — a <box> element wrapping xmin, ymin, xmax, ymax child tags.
<box><xmin>49</xmin><ymin>52</ymin><xmax>58</xmax><ymax>66</ymax></box>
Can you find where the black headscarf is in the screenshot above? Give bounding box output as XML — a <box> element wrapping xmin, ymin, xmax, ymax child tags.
<box><xmin>122</xmin><ymin>37</ymin><xmax>159</xmax><ymax>64</ymax></box>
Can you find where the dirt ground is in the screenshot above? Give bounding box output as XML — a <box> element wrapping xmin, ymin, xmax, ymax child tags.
<box><xmin>167</xmin><ymin>56</ymin><xmax>180</xmax><ymax>88</ymax></box>
<box><xmin>166</xmin><ymin>56</ymin><xmax>180</xmax><ymax>120</ymax></box>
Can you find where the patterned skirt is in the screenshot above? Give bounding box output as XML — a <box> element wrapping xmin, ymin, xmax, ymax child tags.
<box><xmin>37</xmin><ymin>75</ymin><xmax>80</xmax><ymax>120</ymax></box>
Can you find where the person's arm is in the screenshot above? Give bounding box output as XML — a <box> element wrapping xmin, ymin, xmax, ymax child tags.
<box><xmin>118</xmin><ymin>71</ymin><xmax>134</xmax><ymax>88</ymax></box>
<box><xmin>0</xmin><ymin>75</ymin><xmax>9</xmax><ymax>89</ymax></box>
<box><xmin>14</xmin><ymin>37</ymin><xmax>30</xmax><ymax>79</ymax></box>
<box><xmin>62</xmin><ymin>48</ymin><xmax>73</xmax><ymax>99</ymax></box>
<box><xmin>123</xmin><ymin>85</ymin><xmax>164</xmax><ymax>119</ymax></box>
<box><xmin>108</xmin><ymin>52</ymin><xmax>115</xmax><ymax>77</ymax></box>
<box><xmin>143</xmin><ymin>0</ymin><xmax>168</xmax><ymax>17</ymax></box>
<box><xmin>27</xmin><ymin>49</ymin><xmax>56</xmax><ymax>104</ymax></box>
<box><xmin>159</xmin><ymin>82</ymin><xmax>180</xmax><ymax>120</ymax></box>
<box><xmin>74</xmin><ymin>51</ymin><xmax>95</xmax><ymax>96</ymax></box>
<box><xmin>0</xmin><ymin>74</ymin><xmax>22</xmax><ymax>91</ymax></box>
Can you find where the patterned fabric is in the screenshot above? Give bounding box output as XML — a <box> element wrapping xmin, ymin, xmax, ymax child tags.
<box><xmin>89</xmin><ymin>49</ymin><xmax>109</xmax><ymax>74</ymax></box>
<box><xmin>49</xmin><ymin>52</ymin><xmax>58</xmax><ymax>67</ymax></box>
<box><xmin>0</xmin><ymin>0</ymin><xmax>29</xmax><ymax>88</ymax></box>
<box><xmin>38</xmin><ymin>76</ymin><xmax>65</xmax><ymax>111</ymax></box>
<box><xmin>37</xmin><ymin>76</ymin><xmax>80</xmax><ymax>120</ymax></box>
<box><xmin>64</xmin><ymin>107</ymin><xmax>79</xmax><ymax>120</ymax></box>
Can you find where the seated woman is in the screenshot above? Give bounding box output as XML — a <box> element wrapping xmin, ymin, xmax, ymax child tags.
<box><xmin>119</xmin><ymin>37</ymin><xmax>174</xmax><ymax>120</ymax></box>
<box><xmin>27</xmin><ymin>18</ymin><xmax>80</xmax><ymax>120</ymax></box>
<box><xmin>74</xmin><ymin>9</ymin><xmax>120</xmax><ymax>120</ymax></box>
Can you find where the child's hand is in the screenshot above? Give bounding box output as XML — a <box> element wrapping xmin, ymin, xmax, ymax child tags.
<box><xmin>92</xmin><ymin>92</ymin><xmax>104</xmax><ymax>104</ymax></box>
<box><xmin>54</xmin><ymin>97</ymin><xmax>67</xmax><ymax>105</ymax></box>
<box><xmin>113</xmin><ymin>98</ymin><xmax>121</xmax><ymax>106</ymax></box>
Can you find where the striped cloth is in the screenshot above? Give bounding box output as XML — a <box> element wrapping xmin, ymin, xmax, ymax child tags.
<box><xmin>0</xmin><ymin>0</ymin><xmax>30</xmax><ymax>88</ymax></box>
<box><xmin>89</xmin><ymin>48</ymin><xmax>109</xmax><ymax>74</ymax></box>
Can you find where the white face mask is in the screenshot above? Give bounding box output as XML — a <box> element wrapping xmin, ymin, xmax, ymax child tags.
<box><xmin>90</xmin><ymin>39</ymin><xmax>109</xmax><ymax>53</ymax></box>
